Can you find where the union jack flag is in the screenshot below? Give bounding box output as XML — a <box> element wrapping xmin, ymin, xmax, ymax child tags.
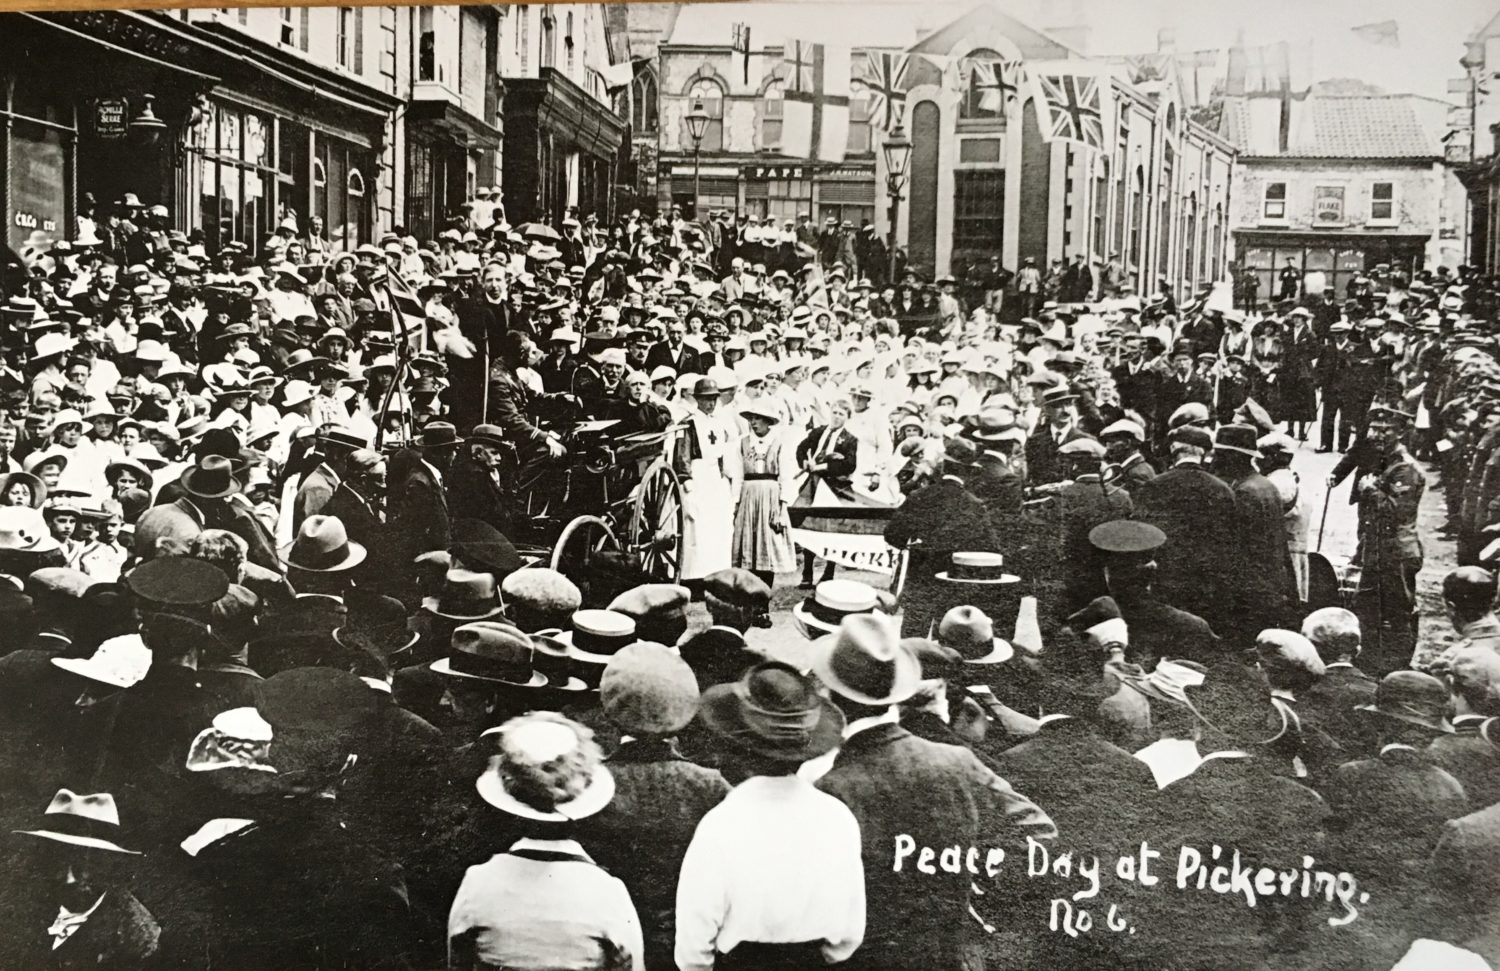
<box><xmin>1032</xmin><ymin>71</ymin><xmax>1106</xmax><ymax>150</ymax></box>
<box><xmin>855</xmin><ymin>51</ymin><xmax>909</xmax><ymax>130</ymax></box>
<box><xmin>970</xmin><ymin>59</ymin><xmax>1024</xmax><ymax>114</ymax></box>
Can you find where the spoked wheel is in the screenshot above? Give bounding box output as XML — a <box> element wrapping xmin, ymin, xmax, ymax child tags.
<box><xmin>550</xmin><ymin>515</ymin><xmax>621</xmax><ymax>605</ymax></box>
<box><xmin>628</xmin><ymin>461</ymin><xmax>685</xmax><ymax>583</ymax></box>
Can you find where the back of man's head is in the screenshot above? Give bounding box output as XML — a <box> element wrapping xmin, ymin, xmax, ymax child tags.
<box><xmin>1301</xmin><ymin>607</ymin><xmax>1361</xmax><ymax>663</ymax></box>
<box><xmin>1444</xmin><ymin>566</ymin><xmax>1497</xmax><ymax>623</ymax></box>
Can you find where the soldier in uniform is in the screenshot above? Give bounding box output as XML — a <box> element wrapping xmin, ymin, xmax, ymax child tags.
<box><xmin>1353</xmin><ymin>403</ymin><xmax>1426</xmax><ymax>675</ymax></box>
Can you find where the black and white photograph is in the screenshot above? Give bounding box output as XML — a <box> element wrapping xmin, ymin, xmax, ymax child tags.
<box><xmin>0</xmin><ymin>0</ymin><xmax>1497</xmax><ymax>966</ymax></box>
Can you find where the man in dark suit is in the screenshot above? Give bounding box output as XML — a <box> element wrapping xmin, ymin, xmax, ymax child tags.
<box><xmin>1427</xmin><ymin>777</ymin><xmax>1500</xmax><ymax>963</ymax></box>
<box><xmin>1211</xmin><ymin>424</ymin><xmax>1292</xmax><ymax>648</ymax></box>
<box><xmin>1025</xmin><ymin>385</ymin><xmax>1093</xmax><ymax>487</ymax></box>
<box><xmin>1316</xmin><ymin>320</ymin><xmax>1356</xmax><ymax>452</ymax></box>
<box><xmin>1297</xmin><ymin>606</ymin><xmax>1378</xmax><ymax>751</ymax></box>
<box><xmin>327</xmin><ymin>448</ymin><xmax>395</xmax><ymax>592</ymax></box>
<box><xmin>135</xmin><ymin>455</ymin><xmax>281</xmax><ymax>572</ymax></box>
<box><xmin>812</xmin><ymin>618</ymin><xmax>1054</xmax><ymax>971</ymax></box>
<box><xmin>645</xmin><ymin>318</ymin><xmax>702</xmax><ymax>375</ymax></box>
<box><xmin>388</xmin><ymin>422</ymin><xmax>460</xmax><ymax>587</ymax></box>
<box><xmin>1154</xmin><ymin>343</ymin><xmax>1213</xmax><ymax>436</ymax></box>
<box><xmin>443</xmin><ymin>425</ymin><xmax>513</xmax><ymax>536</ymax></box>
<box><xmin>1111</xmin><ymin>336</ymin><xmax>1167</xmax><ymax>433</ymax></box>
<box><xmin>884</xmin><ymin>439</ymin><xmax>998</xmax><ymax>637</ymax></box>
<box><xmin>1428</xmin><ymin>650</ymin><xmax>1500</xmax><ymax>809</ymax></box>
<box><xmin>1129</xmin><ymin>425</ymin><xmax>1236</xmax><ymax>629</ymax></box>
<box><xmin>451</xmin><ymin>261</ymin><xmax>511</xmax><ymax>430</ymax></box>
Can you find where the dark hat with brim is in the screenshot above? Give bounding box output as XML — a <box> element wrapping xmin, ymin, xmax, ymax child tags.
<box><xmin>699</xmin><ymin>660</ymin><xmax>844</xmax><ymax>761</ymax></box>
<box><xmin>1355</xmin><ymin>670</ymin><xmax>1456</xmax><ymax>734</ymax></box>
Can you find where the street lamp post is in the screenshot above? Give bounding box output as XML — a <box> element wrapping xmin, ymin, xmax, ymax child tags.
<box><xmin>685</xmin><ymin>99</ymin><xmax>710</xmax><ymax>221</ymax></box>
<box><xmin>882</xmin><ymin>123</ymin><xmax>912</xmax><ymax>285</ymax></box>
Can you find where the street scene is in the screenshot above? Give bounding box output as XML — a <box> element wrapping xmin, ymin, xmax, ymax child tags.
<box><xmin>0</xmin><ymin>0</ymin><xmax>1499</xmax><ymax>968</ymax></box>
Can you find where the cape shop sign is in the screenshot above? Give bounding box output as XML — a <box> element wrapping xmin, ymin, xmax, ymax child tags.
<box><xmin>95</xmin><ymin>99</ymin><xmax>128</xmax><ymax>141</ymax></box>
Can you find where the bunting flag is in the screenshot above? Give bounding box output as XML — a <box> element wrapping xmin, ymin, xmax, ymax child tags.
<box><xmin>854</xmin><ymin>51</ymin><xmax>909</xmax><ymax>130</ymax></box>
<box><xmin>1030</xmin><ymin>69</ymin><xmax>1108</xmax><ymax>150</ymax></box>
<box><xmin>781</xmin><ymin>40</ymin><xmax>851</xmax><ymax>162</ymax></box>
<box><xmin>970</xmin><ymin>59</ymin><xmax>1025</xmax><ymax>113</ymax></box>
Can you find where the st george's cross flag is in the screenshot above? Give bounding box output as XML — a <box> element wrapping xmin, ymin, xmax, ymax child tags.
<box><xmin>1030</xmin><ymin>68</ymin><xmax>1110</xmax><ymax>150</ymax></box>
<box><xmin>854</xmin><ymin>51</ymin><xmax>909</xmax><ymax>130</ymax></box>
<box><xmin>781</xmin><ymin>40</ymin><xmax>851</xmax><ymax>162</ymax></box>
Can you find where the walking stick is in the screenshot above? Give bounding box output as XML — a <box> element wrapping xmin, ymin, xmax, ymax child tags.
<box><xmin>1317</xmin><ymin>478</ymin><xmax>1333</xmax><ymax>552</ymax></box>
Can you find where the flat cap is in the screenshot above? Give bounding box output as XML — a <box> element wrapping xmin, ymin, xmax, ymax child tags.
<box><xmin>1089</xmin><ymin>520</ymin><xmax>1166</xmax><ymax>555</ymax></box>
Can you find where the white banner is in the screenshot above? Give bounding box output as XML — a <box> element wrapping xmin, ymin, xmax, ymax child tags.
<box><xmin>791</xmin><ymin>528</ymin><xmax>901</xmax><ymax>575</ymax></box>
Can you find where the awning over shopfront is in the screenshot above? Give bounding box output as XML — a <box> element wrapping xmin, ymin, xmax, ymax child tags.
<box><xmin>408</xmin><ymin>100</ymin><xmax>502</xmax><ymax>152</ymax></box>
<box><xmin>505</xmin><ymin>68</ymin><xmax>626</xmax><ymax>163</ymax></box>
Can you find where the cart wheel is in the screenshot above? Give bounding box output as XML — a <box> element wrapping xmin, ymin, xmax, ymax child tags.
<box><xmin>550</xmin><ymin>515</ymin><xmax>620</xmax><ymax>593</ymax></box>
<box><xmin>629</xmin><ymin>461</ymin><xmax>685</xmax><ymax>583</ymax></box>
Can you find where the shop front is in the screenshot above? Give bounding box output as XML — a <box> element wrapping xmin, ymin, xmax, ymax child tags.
<box><xmin>405</xmin><ymin>100</ymin><xmax>501</xmax><ymax>241</ymax></box>
<box><xmin>1236</xmin><ymin>230</ymin><xmax>1429</xmax><ymax>299</ymax></box>
<box><xmin>2</xmin><ymin>10</ymin><xmax>224</xmax><ymax>269</ymax></box>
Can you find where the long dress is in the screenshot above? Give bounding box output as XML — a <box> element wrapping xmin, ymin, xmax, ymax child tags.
<box><xmin>733</xmin><ymin>430</ymin><xmax>797</xmax><ymax>574</ymax></box>
<box><xmin>677</xmin><ymin>411</ymin><xmax>739</xmax><ymax>581</ymax></box>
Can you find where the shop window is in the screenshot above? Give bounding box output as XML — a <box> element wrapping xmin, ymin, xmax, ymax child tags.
<box><xmin>632</xmin><ymin>67</ymin><xmax>658</xmax><ymax>132</ymax></box>
<box><xmin>683</xmin><ymin>78</ymin><xmax>724</xmax><ymax>153</ymax></box>
<box><xmin>761</xmin><ymin>79</ymin><xmax>784</xmax><ymax>150</ymax></box>
<box><xmin>419</xmin><ymin>6</ymin><xmax>437</xmax><ymax>81</ymax></box>
<box><xmin>846</xmin><ymin>90</ymin><xmax>872</xmax><ymax>155</ymax></box>
<box><xmin>954</xmin><ymin>170</ymin><xmax>1005</xmax><ymax>256</ymax></box>
<box><xmin>565</xmin><ymin>13</ymin><xmax>574</xmax><ymax>76</ymax></box>
<box><xmin>336</xmin><ymin>7</ymin><xmax>361</xmax><ymax>72</ymax></box>
<box><xmin>1371</xmin><ymin>181</ymin><xmax>1395</xmax><ymax>221</ymax></box>
<box><xmin>1263</xmin><ymin>181</ymin><xmax>1287</xmax><ymax>219</ymax></box>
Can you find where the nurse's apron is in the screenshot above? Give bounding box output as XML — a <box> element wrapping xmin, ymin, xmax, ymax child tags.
<box><xmin>680</xmin><ymin>413</ymin><xmax>735</xmax><ymax>580</ymax></box>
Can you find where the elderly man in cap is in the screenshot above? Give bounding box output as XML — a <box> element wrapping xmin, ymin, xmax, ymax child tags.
<box><xmin>810</xmin><ymin>614</ymin><xmax>1054</xmax><ymax>971</ymax></box>
<box><xmin>1352</xmin><ymin>404</ymin><xmax>1425</xmax><ymax>674</ymax></box>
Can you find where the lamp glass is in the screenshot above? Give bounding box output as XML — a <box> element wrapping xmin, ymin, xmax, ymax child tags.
<box><xmin>882</xmin><ymin>124</ymin><xmax>912</xmax><ymax>181</ymax></box>
<box><xmin>686</xmin><ymin>100</ymin><xmax>710</xmax><ymax>145</ymax></box>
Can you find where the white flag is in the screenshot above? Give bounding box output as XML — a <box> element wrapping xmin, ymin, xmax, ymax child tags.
<box><xmin>780</xmin><ymin>40</ymin><xmax>851</xmax><ymax>162</ymax></box>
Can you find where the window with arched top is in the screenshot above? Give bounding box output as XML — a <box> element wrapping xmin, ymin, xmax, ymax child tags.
<box><xmin>960</xmin><ymin>48</ymin><xmax>1007</xmax><ymax>121</ymax></box>
<box><xmin>683</xmin><ymin>77</ymin><xmax>724</xmax><ymax>152</ymax></box>
<box><xmin>348</xmin><ymin>169</ymin><xmax>365</xmax><ymax>197</ymax></box>
<box><xmin>632</xmin><ymin>67</ymin><xmax>658</xmax><ymax>133</ymax></box>
<box><xmin>761</xmin><ymin>78</ymin><xmax>784</xmax><ymax>149</ymax></box>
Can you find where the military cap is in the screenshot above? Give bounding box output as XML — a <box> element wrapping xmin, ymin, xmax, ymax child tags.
<box><xmin>126</xmin><ymin>556</ymin><xmax>231</xmax><ymax>607</ymax></box>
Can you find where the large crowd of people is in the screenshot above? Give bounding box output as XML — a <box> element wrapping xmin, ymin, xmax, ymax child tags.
<box><xmin>0</xmin><ymin>187</ymin><xmax>1494</xmax><ymax>970</ymax></box>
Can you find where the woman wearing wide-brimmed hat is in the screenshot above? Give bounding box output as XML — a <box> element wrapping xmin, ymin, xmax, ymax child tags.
<box><xmin>448</xmin><ymin>712</ymin><xmax>643</xmax><ymax>971</ymax></box>
<box><xmin>675</xmin><ymin>661</ymin><xmax>864</xmax><ymax>971</ymax></box>
<box><xmin>732</xmin><ymin>406</ymin><xmax>796</xmax><ymax>589</ymax></box>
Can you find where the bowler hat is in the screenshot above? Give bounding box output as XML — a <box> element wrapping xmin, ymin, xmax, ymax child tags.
<box><xmin>699</xmin><ymin>661</ymin><xmax>844</xmax><ymax>761</ymax></box>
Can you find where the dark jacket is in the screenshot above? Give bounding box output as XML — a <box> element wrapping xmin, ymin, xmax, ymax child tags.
<box><xmin>796</xmin><ymin>425</ymin><xmax>858</xmax><ymax>490</ymax></box>
<box><xmin>0</xmin><ymin>890</ymin><xmax>159</xmax><ymax>971</ymax></box>
<box><xmin>582</xmin><ymin>738</ymin><xmax>730</xmax><ymax>971</ymax></box>
<box><xmin>885</xmin><ymin>477</ymin><xmax>999</xmax><ymax>638</ymax></box>
<box><xmin>1324</xmin><ymin>744</ymin><xmax>1468</xmax><ymax>881</ymax></box>
<box><xmin>644</xmin><ymin>341</ymin><xmax>702</xmax><ymax>375</ymax></box>
<box><xmin>1298</xmin><ymin>662</ymin><xmax>1378</xmax><ymax>752</ymax></box>
<box><xmin>388</xmin><ymin>450</ymin><xmax>451</xmax><ymax>580</ymax></box>
<box><xmin>1023</xmin><ymin>422</ymin><xmax>1092</xmax><ymax>487</ymax></box>
<box><xmin>1428</xmin><ymin>716</ymin><xmax>1500</xmax><ymax>811</ymax></box>
<box><xmin>1131</xmin><ymin>462</ymin><xmax>1238</xmax><ymax>628</ymax></box>
<box><xmin>816</xmin><ymin>723</ymin><xmax>1055</xmax><ymax>970</ymax></box>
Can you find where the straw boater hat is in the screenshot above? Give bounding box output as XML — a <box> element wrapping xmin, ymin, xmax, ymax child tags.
<box><xmin>475</xmin><ymin>712</ymin><xmax>616</xmax><ymax>822</ymax></box>
<box><xmin>551</xmin><ymin>609</ymin><xmax>639</xmax><ymax>686</ymax></box>
<box><xmin>791</xmin><ymin>578</ymin><xmax>886</xmax><ymax>639</ymax></box>
<box><xmin>15</xmin><ymin>789</ymin><xmax>141</xmax><ymax>855</ymax></box>
<box><xmin>936</xmin><ymin>551</ymin><xmax>1019</xmax><ymax>585</ymax></box>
